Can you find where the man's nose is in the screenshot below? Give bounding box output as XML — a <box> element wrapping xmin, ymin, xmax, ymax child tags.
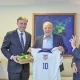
<box><xmin>46</xmin><ymin>28</ymin><xmax>49</xmax><ymax>30</ymax></box>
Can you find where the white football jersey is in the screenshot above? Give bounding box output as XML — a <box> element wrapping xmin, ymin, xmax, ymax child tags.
<box><xmin>31</xmin><ymin>47</ymin><xmax>62</xmax><ymax>80</ymax></box>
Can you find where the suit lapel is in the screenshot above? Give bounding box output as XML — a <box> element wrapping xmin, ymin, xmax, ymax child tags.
<box><xmin>24</xmin><ymin>32</ymin><xmax>28</xmax><ymax>51</ymax></box>
<box><xmin>14</xmin><ymin>30</ymin><xmax>23</xmax><ymax>51</ymax></box>
<box><xmin>53</xmin><ymin>34</ymin><xmax>55</xmax><ymax>47</ymax></box>
<box><xmin>40</xmin><ymin>35</ymin><xmax>44</xmax><ymax>48</ymax></box>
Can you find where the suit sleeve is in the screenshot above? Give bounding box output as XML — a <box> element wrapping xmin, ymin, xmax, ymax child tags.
<box><xmin>1</xmin><ymin>32</ymin><xmax>12</xmax><ymax>59</ymax></box>
<box><xmin>59</xmin><ymin>36</ymin><xmax>68</xmax><ymax>53</ymax></box>
<box><xmin>71</xmin><ymin>57</ymin><xmax>76</xmax><ymax>67</ymax></box>
<box><xmin>72</xmin><ymin>48</ymin><xmax>80</xmax><ymax>60</ymax></box>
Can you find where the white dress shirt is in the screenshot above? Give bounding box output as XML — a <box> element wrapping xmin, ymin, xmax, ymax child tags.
<box><xmin>43</xmin><ymin>34</ymin><xmax>53</xmax><ymax>49</ymax></box>
<box><xmin>17</xmin><ymin>29</ymin><xmax>26</xmax><ymax>46</ymax></box>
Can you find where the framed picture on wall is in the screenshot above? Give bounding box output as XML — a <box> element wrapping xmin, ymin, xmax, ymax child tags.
<box><xmin>32</xmin><ymin>13</ymin><xmax>76</xmax><ymax>56</ymax></box>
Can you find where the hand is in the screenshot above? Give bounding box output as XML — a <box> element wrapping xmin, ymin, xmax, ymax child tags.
<box><xmin>58</xmin><ymin>46</ymin><xmax>64</xmax><ymax>52</ymax></box>
<box><xmin>69</xmin><ymin>35</ymin><xmax>76</xmax><ymax>49</ymax></box>
<box><xmin>72</xmin><ymin>64</ymin><xmax>78</xmax><ymax>73</ymax></box>
<box><xmin>12</xmin><ymin>55</ymin><xmax>19</xmax><ymax>63</ymax></box>
<box><xmin>27</xmin><ymin>47</ymin><xmax>31</xmax><ymax>52</ymax></box>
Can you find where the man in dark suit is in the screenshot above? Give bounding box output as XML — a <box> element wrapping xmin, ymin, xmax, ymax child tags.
<box><xmin>70</xmin><ymin>36</ymin><xmax>80</xmax><ymax>80</ymax></box>
<box><xmin>32</xmin><ymin>21</ymin><xmax>68</xmax><ymax>72</ymax></box>
<box><xmin>1</xmin><ymin>16</ymin><xmax>31</xmax><ymax>80</ymax></box>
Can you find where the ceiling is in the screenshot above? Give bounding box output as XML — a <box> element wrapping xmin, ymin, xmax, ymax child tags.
<box><xmin>0</xmin><ymin>0</ymin><xmax>79</xmax><ymax>6</ymax></box>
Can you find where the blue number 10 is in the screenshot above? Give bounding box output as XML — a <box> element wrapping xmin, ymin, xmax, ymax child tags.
<box><xmin>43</xmin><ymin>63</ymin><xmax>48</xmax><ymax>69</ymax></box>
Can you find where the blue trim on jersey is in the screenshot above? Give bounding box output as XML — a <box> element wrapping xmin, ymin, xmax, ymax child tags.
<box><xmin>38</xmin><ymin>49</ymin><xmax>52</xmax><ymax>53</ymax></box>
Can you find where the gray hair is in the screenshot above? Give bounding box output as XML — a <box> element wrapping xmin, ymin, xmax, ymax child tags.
<box><xmin>43</xmin><ymin>21</ymin><xmax>53</xmax><ymax>27</ymax></box>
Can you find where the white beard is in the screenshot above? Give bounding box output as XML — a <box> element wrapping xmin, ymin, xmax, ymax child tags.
<box><xmin>44</xmin><ymin>32</ymin><xmax>52</xmax><ymax>37</ymax></box>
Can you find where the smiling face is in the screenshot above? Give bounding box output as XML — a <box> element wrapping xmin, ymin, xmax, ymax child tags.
<box><xmin>43</xmin><ymin>22</ymin><xmax>53</xmax><ymax>37</ymax></box>
<box><xmin>17</xmin><ymin>16</ymin><xmax>28</xmax><ymax>32</ymax></box>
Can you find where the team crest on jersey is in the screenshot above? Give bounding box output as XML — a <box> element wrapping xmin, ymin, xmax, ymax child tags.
<box><xmin>43</xmin><ymin>55</ymin><xmax>48</xmax><ymax>60</ymax></box>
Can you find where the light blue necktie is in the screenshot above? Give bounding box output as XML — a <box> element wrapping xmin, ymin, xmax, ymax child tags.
<box><xmin>20</xmin><ymin>33</ymin><xmax>24</xmax><ymax>50</ymax></box>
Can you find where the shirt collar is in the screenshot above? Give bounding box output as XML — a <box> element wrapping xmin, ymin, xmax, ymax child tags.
<box><xmin>17</xmin><ymin>29</ymin><xmax>25</xmax><ymax>35</ymax></box>
<box><xmin>43</xmin><ymin>34</ymin><xmax>53</xmax><ymax>39</ymax></box>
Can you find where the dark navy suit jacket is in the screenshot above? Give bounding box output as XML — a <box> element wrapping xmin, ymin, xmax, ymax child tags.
<box><xmin>1</xmin><ymin>29</ymin><xmax>31</xmax><ymax>73</ymax></box>
<box><xmin>72</xmin><ymin>48</ymin><xmax>80</xmax><ymax>74</ymax></box>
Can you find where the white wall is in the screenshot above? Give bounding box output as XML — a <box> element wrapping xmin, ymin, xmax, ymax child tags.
<box><xmin>0</xmin><ymin>3</ymin><xmax>80</xmax><ymax>79</ymax></box>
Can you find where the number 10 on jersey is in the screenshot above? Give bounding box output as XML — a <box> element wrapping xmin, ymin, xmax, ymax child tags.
<box><xmin>43</xmin><ymin>63</ymin><xmax>48</xmax><ymax>69</ymax></box>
